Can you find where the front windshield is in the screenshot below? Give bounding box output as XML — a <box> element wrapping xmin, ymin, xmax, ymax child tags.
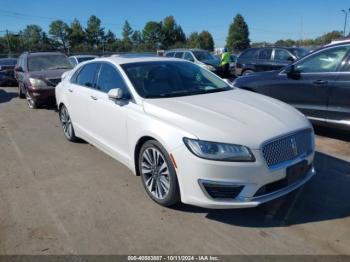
<box><xmin>192</xmin><ymin>51</ymin><xmax>216</xmax><ymax>61</ymax></box>
<box><xmin>28</xmin><ymin>55</ymin><xmax>73</xmax><ymax>71</ymax></box>
<box><xmin>121</xmin><ymin>61</ymin><xmax>232</xmax><ymax>98</ymax></box>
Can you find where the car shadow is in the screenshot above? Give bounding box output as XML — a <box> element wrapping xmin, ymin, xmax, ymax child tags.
<box><xmin>314</xmin><ymin>126</ymin><xmax>350</xmax><ymax>142</ymax></box>
<box><xmin>173</xmin><ymin>151</ymin><xmax>350</xmax><ymax>227</ymax></box>
<box><xmin>0</xmin><ymin>88</ymin><xmax>17</xmax><ymax>104</ymax></box>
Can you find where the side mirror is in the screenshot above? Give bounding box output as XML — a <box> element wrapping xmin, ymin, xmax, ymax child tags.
<box><xmin>0</xmin><ymin>66</ymin><xmax>2</xmax><ymax>71</ymax></box>
<box><xmin>285</xmin><ymin>65</ymin><xmax>301</xmax><ymax>79</ymax></box>
<box><xmin>108</xmin><ymin>88</ymin><xmax>124</xmax><ymax>100</ymax></box>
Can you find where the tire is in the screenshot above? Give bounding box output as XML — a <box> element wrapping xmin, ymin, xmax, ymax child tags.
<box><xmin>18</xmin><ymin>84</ymin><xmax>25</xmax><ymax>99</ymax></box>
<box><xmin>242</xmin><ymin>69</ymin><xmax>255</xmax><ymax>76</ymax></box>
<box><xmin>59</xmin><ymin>105</ymin><xmax>78</xmax><ymax>142</ymax></box>
<box><xmin>25</xmin><ymin>91</ymin><xmax>38</xmax><ymax>109</ymax></box>
<box><xmin>139</xmin><ymin>140</ymin><xmax>181</xmax><ymax>207</ymax></box>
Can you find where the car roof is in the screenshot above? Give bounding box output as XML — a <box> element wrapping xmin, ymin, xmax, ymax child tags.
<box><xmin>165</xmin><ymin>48</ymin><xmax>206</xmax><ymax>53</ymax></box>
<box><xmin>24</xmin><ymin>52</ymin><xmax>65</xmax><ymax>57</ymax></box>
<box><xmin>90</xmin><ymin>55</ymin><xmax>184</xmax><ymax>65</ymax></box>
<box><xmin>70</xmin><ymin>55</ymin><xmax>98</xmax><ymax>58</ymax></box>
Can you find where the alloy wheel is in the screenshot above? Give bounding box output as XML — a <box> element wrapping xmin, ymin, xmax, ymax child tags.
<box><xmin>60</xmin><ymin>106</ymin><xmax>73</xmax><ymax>139</ymax></box>
<box><xmin>141</xmin><ymin>147</ymin><xmax>171</xmax><ymax>200</ymax></box>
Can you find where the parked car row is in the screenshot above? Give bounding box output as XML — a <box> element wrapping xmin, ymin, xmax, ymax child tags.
<box><xmin>6</xmin><ymin>43</ymin><xmax>349</xmax><ymax>209</ymax></box>
<box><xmin>53</xmin><ymin>54</ymin><xmax>316</xmax><ymax>209</ymax></box>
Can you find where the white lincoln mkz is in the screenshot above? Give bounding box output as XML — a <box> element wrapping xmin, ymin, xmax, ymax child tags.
<box><xmin>56</xmin><ymin>55</ymin><xmax>316</xmax><ymax>209</ymax></box>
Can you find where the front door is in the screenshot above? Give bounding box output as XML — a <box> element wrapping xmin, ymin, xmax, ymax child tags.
<box><xmin>88</xmin><ymin>63</ymin><xmax>131</xmax><ymax>163</ymax></box>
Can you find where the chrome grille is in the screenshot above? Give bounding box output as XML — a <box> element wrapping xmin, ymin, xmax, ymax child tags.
<box><xmin>262</xmin><ymin>129</ymin><xmax>313</xmax><ymax>168</ymax></box>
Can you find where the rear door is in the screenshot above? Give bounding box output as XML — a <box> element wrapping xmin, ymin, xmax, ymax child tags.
<box><xmin>272</xmin><ymin>48</ymin><xmax>295</xmax><ymax>70</ymax></box>
<box><xmin>67</xmin><ymin>62</ymin><xmax>100</xmax><ymax>134</ymax></box>
<box><xmin>267</xmin><ymin>45</ymin><xmax>349</xmax><ymax>119</ymax></box>
<box><xmin>256</xmin><ymin>48</ymin><xmax>274</xmax><ymax>72</ymax></box>
<box><xmin>326</xmin><ymin>47</ymin><xmax>350</xmax><ymax>124</ymax></box>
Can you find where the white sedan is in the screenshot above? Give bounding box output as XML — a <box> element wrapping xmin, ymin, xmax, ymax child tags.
<box><xmin>55</xmin><ymin>55</ymin><xmax>316</xmax><ymax>209</ymax></box>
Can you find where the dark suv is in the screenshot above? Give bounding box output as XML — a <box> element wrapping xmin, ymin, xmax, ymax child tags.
<box><xmin>235</xmin><ymin>47</ymin><xmax>308</xmax><ymax>76</ymax></box>
<box><xmin>15</xmin><ymin>52</ymin><xmax>73</xmax><ymax>109</ymax></box>
<box><xmin>234</xmin><ymin>42</ymin><xmax>350</xmax><ymax>131</ymax></box>
<box><xmin>0</xmin><ymin>58</ymin><xmax>18</xmax><ymax>86</ymax></box>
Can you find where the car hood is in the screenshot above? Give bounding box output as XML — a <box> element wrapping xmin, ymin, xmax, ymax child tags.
<box><xmin>28</xmin><ymin>69</ymin><xmax>71</xmax><ymax>80</ymax></box>
<box><xmin>142</xmin><ymin>89</ymin><xmax>310</xmax><ymax>149</ymax></box>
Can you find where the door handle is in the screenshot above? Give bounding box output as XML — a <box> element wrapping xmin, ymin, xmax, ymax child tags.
<box><xmin>90</xmin><ymin>96</ymin><xmax>98</xmax><ymax>100</ymax></box>
<box><xmin>68</xmin><ymin>89</ymin><xmax>73</xmax><ymax>93</ymax></box>
<box><xmin>313</xmin><ymin>80</ymin><xmax>328</xmax><ymax>85</ymax></box>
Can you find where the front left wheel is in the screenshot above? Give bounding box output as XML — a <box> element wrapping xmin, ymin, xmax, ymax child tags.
<box><xmin>139</xmin><ymin>140</ymin><xmax>181</xmax><ymax>207</ymax></box>
<box><xmin>59</xmin><ymin>105</ymin><xmax>78</xmax><ymax>142</ymax></box>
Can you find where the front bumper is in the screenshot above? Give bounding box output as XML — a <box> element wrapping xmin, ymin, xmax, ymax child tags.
<box><xmin>171</xmin><ymin>145</ymin><xmax>315</xmax><ymax>209</ymax></box>
<box><xmin>27</xmin><ymin>87</ymin><xmax>56</xmax><ymax>103</ymax></box>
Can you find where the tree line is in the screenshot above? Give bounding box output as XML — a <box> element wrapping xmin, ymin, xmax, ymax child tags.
<box><xmin>0</xmin><ymin>15</ymin><xmax>215</xmax><ymax>55</ymax></box>
<box><xmin>0</xmin><ymin>13</ymin><xmax>346</xmax><ymax>56</ymax></box>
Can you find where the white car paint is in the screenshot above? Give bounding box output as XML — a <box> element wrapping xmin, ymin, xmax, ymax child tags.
<box><xmin>56</xmin><ymin>56</ymin><xmax>315</xmax><ymax>209</ymax></box>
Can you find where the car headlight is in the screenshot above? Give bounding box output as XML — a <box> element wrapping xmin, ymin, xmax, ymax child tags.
<box><xmin>183</xmin><ymin>138</ymin><xmax>255</xmax><ymax>162</ymax></box>
<box><xmin>29</xmin><ymin>78</ymin><xmax>48</xmax><ymax>89</ymax></box>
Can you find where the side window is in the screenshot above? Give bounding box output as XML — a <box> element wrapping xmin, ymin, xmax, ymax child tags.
<box><xmin>165</xmin><ymin>52</ymin><xmax>175</xmax><ymax>57</ymax></box>
<box><xmin>274</xmin><ymin>49</ymin><xmax>294</xmax><ymax>61</ymax></box>
<box><xmin>184</xmin><ymin>52</ymin><xmax>194</xmax><ymax>62</ymax></box>
<box><xmin>75</xmin><ymin>63</ymin><xmax>100</xmax><ymax>87</ymax></box>
<box><xmin>174</xmin><ymin>52</ymin><xmax>184</xmax><ymax>58</ymax></box>
<box><xmin>96</xmin><ymin>63</ymin><xmax>129</xmax><ymax>95</ymax></box>
<box><xmin>258</xmin><ymin>49</ymin><xmax>272</xmax><ymax>60</ymax></box>
<box><xmin>69</xmin><ymin>57</ymin><xmax>77</xmax><ymax>66</ymax></box>
<box><xmin>295</xmin><ymin>46</ymin><xmax>350</xmax><ymax>73</ymax></box>
<box><xmin>240</xmin><ymin>49</ymin><xmax>258</xmax><ymax>59</ymax></box>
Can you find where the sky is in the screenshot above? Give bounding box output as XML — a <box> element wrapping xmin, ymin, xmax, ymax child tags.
<box><xmin>0</xmin><ymin>0</ymin><xmax>349</xmax><ymax>47</ymax></box>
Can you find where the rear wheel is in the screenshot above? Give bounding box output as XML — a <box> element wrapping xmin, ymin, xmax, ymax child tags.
<box><xmin>59</xmin><ymin>105</ymin><xmax>78</xmax><ymax>142</ymax></box>
<box><xmin>139</xmin><ymin>140</ymin><xmax>180</xmax><ymax>207</ymax></box>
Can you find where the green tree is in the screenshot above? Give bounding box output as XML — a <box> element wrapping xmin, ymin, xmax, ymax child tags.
<box><xmin>122</xmin><ymin>20</ymin><xmax>133</xmax><ymax>51</ymax></box>
<box><xmin>226</xmin><ymin>14</ymin><xmax>250</xmax><ymax>52</ymax></box>
<box><xmin>186</xmin><ymin>32</ymin><xmax>200</xmax><ymax>48</ymax></box>
<box><xmin>143</xmin><ymin>21</ymin><xmax>162</xmax><ymax>50</ymax></box>
<box><xmin>131</xmin><ymin>30</ymin><xmax>145</xmax><ymax>51</ymax></box>
<box><xmin>198</xmin><ymin>31</ymin><xmax>214</xmax><ymax>51</ymax></box>
<box><xmin>161</xmin><ymin>16</ymin><xmax>186</xmax><ymax>49</ymax></box>
<box><xmin>49</xmin><ymin>20</ymin><xmax>71</xmax><ymax>52</ymax></box>
<box><xmin>69</xmin><ymin>19</ymin><xmax>86</xmax><ymax>51</ymax></box>
<box><xmin>22</xmin><ymin>25</ymin><xmax>43</xmax><ymax>51</ymax></box>
<box><xmin>86</xmin><ymin>15</ymin><xmax>105</xmax><ymax>49</ymax></box>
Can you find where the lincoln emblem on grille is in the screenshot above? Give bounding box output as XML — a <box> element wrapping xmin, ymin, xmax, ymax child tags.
<box><xmin>291</xmin><ymin>138</ymin><xmax>298</xmax><ymax>156</ymax></box>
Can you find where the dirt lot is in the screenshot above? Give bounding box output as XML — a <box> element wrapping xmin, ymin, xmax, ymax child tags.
<box><xmin>0</xmin><ymin>86</ymin><xmax>349</xmax><ymax>255</ymax></box>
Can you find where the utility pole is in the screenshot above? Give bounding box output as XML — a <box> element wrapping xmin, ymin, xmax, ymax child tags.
<box><xmin>341</xmin><ymin>9</ymin><xmax>350</xmax><ymax>37</ymax></box>
<box><xmin>5</xmin><ymin>29</ymin><xmax>11</xmax><ymax>57</ymax></box>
